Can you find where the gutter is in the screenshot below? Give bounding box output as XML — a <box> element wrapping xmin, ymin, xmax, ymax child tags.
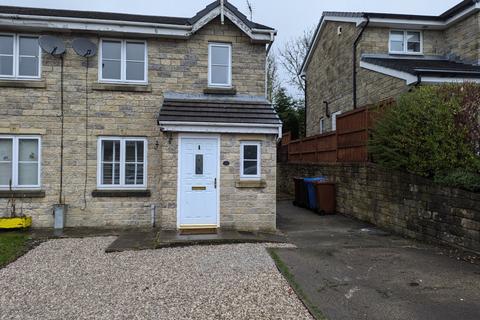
<box><xmin>353</xmin><ymin>14</ymin><xmax>369</xmax><ymax>109</ymax></box>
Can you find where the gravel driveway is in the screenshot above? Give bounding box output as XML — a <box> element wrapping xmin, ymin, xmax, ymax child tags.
<box><xmin>0</xmin><ymin>237</ymin><xmax>312</xmax><ymax>320</ymax></box>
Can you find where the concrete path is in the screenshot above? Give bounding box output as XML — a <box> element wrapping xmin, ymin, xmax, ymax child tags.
<box><xmin>273</xmin><ymin>200</ymin><xmax>480</xmax><ymax>320</ymax></box>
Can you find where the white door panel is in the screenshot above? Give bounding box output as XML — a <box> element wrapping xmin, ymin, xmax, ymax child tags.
<box><xmin>179</xmin><ymin>137</ymin><xmax>219</xmax><ymax>227</ymax></box>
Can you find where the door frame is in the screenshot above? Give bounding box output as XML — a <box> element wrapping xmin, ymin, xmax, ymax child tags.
<box><xmin>176</xmin><ymin>133</ymin><xmax>221</xmax><ymax>229</ymax></box>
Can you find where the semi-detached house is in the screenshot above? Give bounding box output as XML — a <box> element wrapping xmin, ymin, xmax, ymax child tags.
<box><xmin>0</xmin><ymin>0</ymin><xmax>282</xmax><ymax>231</ymax></box>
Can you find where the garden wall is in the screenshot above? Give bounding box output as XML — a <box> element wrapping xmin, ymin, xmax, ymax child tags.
<box><xmin>278</xmin><ymin>163</ymin><xmax>480</xmax><ymax>252</ymax></box>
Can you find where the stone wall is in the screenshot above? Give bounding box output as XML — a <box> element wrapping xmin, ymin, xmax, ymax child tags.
<box><xmin>278</xmin><ymin>163</ymin><xmax>480</xmax><ymax>252</ymax></box>
<box><xmin>0</xmin><ymin>17</ymin><xmax>271</xmax><ymax>229</ymax></box>
<box><xmin>445</xmin><ymin>12</ymin><xmax>480</xmax><ymax>64</ymax></box>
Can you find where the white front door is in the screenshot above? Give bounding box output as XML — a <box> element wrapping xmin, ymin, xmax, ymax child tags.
<box><xmin>178</xmin><ymin>136</ymin><xmax>219</xmax><ymax>227</ymax></box>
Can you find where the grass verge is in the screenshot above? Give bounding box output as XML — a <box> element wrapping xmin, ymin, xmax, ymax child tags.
<box><xmin>0</xmin><ymin>232</ymin><xmax>31</xmax><ymax>269</ymax></box>
<box><xmin>267</xmin><ymin>248</ymin><xmax>328</xmax><ymax>320</ymax></box>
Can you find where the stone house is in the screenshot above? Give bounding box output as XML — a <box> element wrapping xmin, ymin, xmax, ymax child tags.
<box><xmin>0</xmin><ymin>1</ymin><xmax>282</xmax><ymax>231</ymax></box>
<box><xmin>301</xmin><ymin>0</ymin><xmax>480</xmax><ymax>136</ymax></box>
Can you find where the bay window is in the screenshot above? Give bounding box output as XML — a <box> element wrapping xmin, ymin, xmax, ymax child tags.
<box><xmin>0</xmin><ymin>136</ymin><xmax>41</xmax><ymax>189</ymax></box>
<box><xmin>0</xmin><ymin>34</ymin><xmax>41</xmax><ymax>79</ymax></box>
<box><xmin>97</xmin><ymin>137</ymin><xmax>147</xmax><ymax>189</ymax></box>
<box><xmin>100</xmin><ymin>39</ymin><xmax>147</xmax><ymax>83</ymax></box>
<box><xmin>240</xmin><ymin>142</ymin><xmax>261</xmax><ymax>179</ymax></box>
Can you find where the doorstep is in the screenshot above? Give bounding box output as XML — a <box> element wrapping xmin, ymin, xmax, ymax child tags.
<box><xmin>105</xmin><ymin>229</ymin><xmax>287</xmax><ymax>253</ymax></box>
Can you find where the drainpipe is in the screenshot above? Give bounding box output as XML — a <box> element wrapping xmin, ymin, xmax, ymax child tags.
<box><xmin>353</xmin><ymin>14</ymin><xmax>370</xmax><ymax>109</ymax></box>
<box><xmin>301</xmin><ymin>74</ymin><xmax>307</xmax><ymax>138</ymax></box>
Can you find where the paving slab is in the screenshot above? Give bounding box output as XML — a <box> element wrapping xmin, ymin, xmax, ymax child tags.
<box><xmin>106</xmin><ymin>229</ymin><xmax>287</xmax><ymax>253</ymax></box>
<box><xmin>272</xmin><ymin>200</ymin><xmax>480</xmax><ymax>320</ymax></box>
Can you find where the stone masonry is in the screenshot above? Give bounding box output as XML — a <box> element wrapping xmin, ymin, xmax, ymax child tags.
<box><xmin>0</xmin><ymin>17</ymin><xmax>276</xmax><ymax>231</ymax></box>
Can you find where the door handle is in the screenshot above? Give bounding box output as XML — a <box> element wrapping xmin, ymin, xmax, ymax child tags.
<box><xmin>214</xmin><ymin>178</ymin><xmax>217</xmax><ymax>189</ymax></box>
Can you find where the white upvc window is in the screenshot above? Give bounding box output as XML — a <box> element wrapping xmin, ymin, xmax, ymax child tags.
<box><xmin>331</xmin><ymin>111</ymin><xmax>342</xmax><ymax>131</ymax></box>
<box><xmin>0</xmin><ymin>34</ymin><xmax>41</xmax><ymax>79</ymax></box>
<box><xmin>208</xmin><ymin>43</ymin><xmax>232</xmax><ymax>87</ymax></box>
<box><xmin>240</xmin><ymin>141</ymin><xmax>261</xmax><ymax>180</ymax></box>
<box><xmin>320</xmin><ymin>117</ymin><xmax>325</xmax><ymax>134</ymax></box>
<box><xmin>389</xmin><ymin>30</ymin><xmax>423</xmax><ymax>55</ymax></box>
<box><xmin>99</xmin><ymin>39</ymin><xmax>148</xmax><ymax>83</ymax></box>
<box><xmin>97</xmin><ymin>137</ymin><xmax>148</xmax><ymax>189</ymax></box>
<box><xmin>0</xmin><ymin>136</ymin><xmax>41</xmax><ymax>190</ymax></box>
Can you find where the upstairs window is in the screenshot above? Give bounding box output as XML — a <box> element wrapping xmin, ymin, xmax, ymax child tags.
<box><xmin>208</xmin><ymin>43</ymin><xmax>232</xmax><ymax>87</ymax></box>
<box><xmin>100</xmin><ymin>39</ymin><xmax>147</xmax><ymax>83</ymax></box>
<box><xmin>331</xmin><ymin>111</ymin><xmax>342</xmax><ymax>131</ymax></box>
<box><xmin>0</xmin><ymin>136</ymin><xmax>41</xmax><ymax>190</ymax></box>
<box><xmin>389</xmin><ymin>30</ymin><xmax>422</xmax><ymax>54</ymax></box>
<box><xmin>97</xmin><ymin>137</ymin><xmax>147</xmax><ymax>189</ymax></box>
<box><xmin>0</xmin><ymin>34</ymin><xmax>40</xmax><ymax>79</ymax></box>
<box><xmin>320</xmin><ymin>117</ymin><xmax>325</xmax><ymax>134</ymax></box>
<box><xmin>240</xmin><ymin>142</ymin><xmax>261</xmax><ymax>179</ymax></box>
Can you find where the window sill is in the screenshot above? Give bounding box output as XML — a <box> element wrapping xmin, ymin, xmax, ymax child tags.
<box><xmin>92</xmin><ymin>83</ymin><xmax>152</xmax><ymax>93</ymax></box>
<box><xmin>235</xmin><ymin>180</ymin><xmax>266</xmax><ymax>189</ymax></box>
<box><xmin>204</xmin><ymin>86</ymin><xmax>237</xmax><ymax>95</ymax></box>
<box><xmin>388</xmin><ymin>52</ymin><xmax>423</xmax><ymax>56</ymax></box>
<box><xmin>92</xmin><ymin>190</ymin><xmax>151</xmax><ymax>198</ymax></box>
<box><xmin>0</xmin><ymin>190</ymin><xmax>46</xmax><ymax>198</ymax></box>
<box><xmin>0</xmin><ymin>79</ymin><xmax>46</xmax><ymax>89</ymax></box>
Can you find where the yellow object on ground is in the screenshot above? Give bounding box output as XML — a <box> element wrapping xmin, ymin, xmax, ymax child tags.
<box><xmin>0</xmin><ymin>217</ymin><xmax>32</xmax><ymax>229</ymax></box>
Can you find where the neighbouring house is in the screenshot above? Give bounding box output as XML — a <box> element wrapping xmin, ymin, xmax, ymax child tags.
<box><xmin>0</xmin><ymin>1</ymin><xmax>282</xmax><ymax>231</ymax></box>
<box><xmin>301</xmin><ymin>0</ymin><xmax>480</xmax><ymax>136</ymax></box>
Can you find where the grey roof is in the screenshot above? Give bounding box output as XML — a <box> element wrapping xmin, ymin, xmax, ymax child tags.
<box><xmin>158</xmin><ymin>93</ymin><xmax>281</xmax><ymax>125</ymax></box>
<box><xmin>0</xmin><ymin>0</ymin><xmax>274</xmax><ymax>30</ymax></box>
<box><xmin>362</xmin><ymin>56</ymin><xmax>480</xmax><ymax>78</ymax></box>
<box><xmin>323</xmin><ymin>0</ymin><xmax>479</xmax><ymax>22</ymax></box>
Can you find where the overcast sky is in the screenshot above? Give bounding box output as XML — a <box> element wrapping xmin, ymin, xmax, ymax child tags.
<box><xmin>4</xmin><ymin>0</ymin><xmax>460</xmax><ymax>96</ymax></box>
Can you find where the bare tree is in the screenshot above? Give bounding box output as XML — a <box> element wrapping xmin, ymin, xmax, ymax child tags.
<box><xmin>279</xmin><ymin>28</ymin><xmax>314</xmax><ymax>95</ymax></box>
<box><xmin>266</xmin><ymin>53</ymin><xmax>281</xmax><ymax>102</ymax></box>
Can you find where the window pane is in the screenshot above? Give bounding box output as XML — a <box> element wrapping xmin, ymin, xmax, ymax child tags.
<box><xmin>0</xmin><ymin>163</ymin><xmax>12</xmax><ymax>186</ymax></box>
<box><xmin>102</xmin><ymin>60</ymin><xmax>121</xmax><ymax>80</ymax></box>
<box><xmin>0</xmin><ymin>56</ymin><xmax>13</xmax><ymax>76</ymax></box>
<box><xmin>102</xmin><ymin>163</ymin><xmax>113</xmax><ymax>184</ymax></box>
<box><xmin>19</xmin><ymin>139</ymin><xmax>38</xmax><ymax>161</ymax></box>
<box><xmin>102</xmin><ymin>140</ymin><xmax>120</xmax><ymax>162</ymax></box>
<box><xmin>243</xmin><ymin>161</ymin><xmax>258</xmax><ymax>175</ymax></box>
<box><xmin>18</xmin><ymin>163</ymin><xmax>38</xmax><ymax>185</ymax></box>
<box><xmin>114</xmin><ymin>163</ymin><xmax>120</xmax><ymax>184</ymax></box>
<box><xmin>125</xmin><ymin>141</ymin><xmax>137</xmax><ymax>162</ymax></box>
<box><xmin>126</xmin><ymin>42</ymin><xmax>145</xmax><ymax>61</ymax></box>
<box><xmin>407</xmin><ymin>32</ymin><xmax>420</xmax><ymax>43</ymax></box>
<box><xmin>102</xmin><ymin>41</ymin><xmax>121</xmax><ymax>60</ymax></box>
<box><xmin>19</xmin><ymin>37</ymin><xmax>39</xmax><ymax>56</ymax></box>
<box><xmin>137</xmin><ymin>142</ymin><xmax>144</xmax><ymax>162</ymax></box>
<box><xmin>19</xmin><ymin>57</ymin><xmax>39</xmax><ymax>77</ymax></box>
<box><xmin>195</xmin><ymin>154</ymin><xmax>204</xmax><ymax>175</ymax></box>
<box><xmin>390</xmin><ymin>31</ymin><xmax>404</xmax><ymax>42</ymax></box>
<box><xmin>390</xmin><ymin>31</ymin><xmax>404</xmax><ymax>52</ymax></box>
<box><xmin>211</xmin><ymin>65</ymin><xmax>229</xmax><ymax>85</ymax></box>
<box><xmin>125</xmin><ymin>163</ymin><xmax>136</xmax><ymax>185</ymax></box>
<box><xmin>0</xmin><ymin>35</ymin><xmax>13</xmax><ymax>55</ymax></box>
<box><xmin>0</xmin><ymin>139</ymin><xmax>12</xmax><ymax>161</ymax></box>
<box><xmin>126</xmin><ymin>61</ymin><xmax>145</xmax><ymax>81</ymax></box>
<box><xmin>407</xmin><ymin>42</ymin><xmax>421</xmax><ymax>53</ymax></box>
<box><xmin>244</xmin><ymin>145</ymin><xmax>258</xmax><ymax>160</ymax></box>
<box><xmin>211</xmin><ymin>46</ymin><xmax>229</xmax><ymax>65</ymax></box>
<box><xmin>136</xmin><ymin>164</ymin><xmax>144</xmax><ymax>185</ymax></box>
<box><xmin>390</xmin><ymin>41</ymin><xmax>404</xmax><ymax>52</ymax></box>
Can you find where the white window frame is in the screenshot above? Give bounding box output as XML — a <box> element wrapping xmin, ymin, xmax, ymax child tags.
<box><xmin>208</xmin><ymin>42</ymin><xmax>232</xmax><ymax>87</ymax></box>
<box><xmin>0</xmin><ymin>135</ymin><xmax>41</xmax><ymax>190</ymax></box>
<box><xmin>389</xmin><ymin>30</ymin><xmax>423</xmax><ymax>55</ymax></box>
<box><xmin>0</xmin><ymin>33</ymin><xmax>41</xmax><ymax>80</ymax></box>
<box><xmin>96</xmin><ymin>137</ymin><xmax>148</xmax><ymax>190</ymax></box>
<box><xmin>240</xmin><ymin>141</ymin><xmax>261</xmax><ymax>180</ymax></box>
<box><xmin>332</xmin><ymin>111</ymin><xmax>342</xmax><ymax>131</ymax></box>
<box><xmin>320</xmin><ymin>117</ymin><xmax>325</xmax><ymax>134</ymax></box>
<box><xmin>99</xmin><ymin>39</ymin><xmax>148</xmax><ymax>84</ymax></box>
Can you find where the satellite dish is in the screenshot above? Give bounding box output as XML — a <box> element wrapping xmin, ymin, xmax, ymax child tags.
<box><xmin>39</xmin><ymin>35</ymin><xmax>66</xmax><ymax>56</ymax></box>
<box><xmin>72</xmin><ymin>38</ymin><xmax>97</xmax><ymax>58</ymax></box>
